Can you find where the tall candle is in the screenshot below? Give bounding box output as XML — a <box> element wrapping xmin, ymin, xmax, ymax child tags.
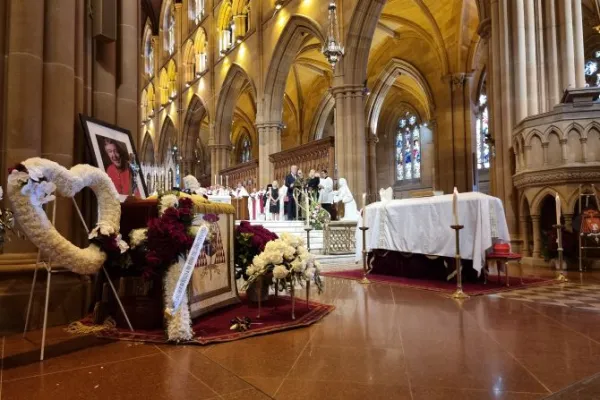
<box><xmin>452</xmin><ymin>187</ymin><xmax>459</xmax><ymax>226</ymax></box>
<box><xmin>362</xmin><ymin>193</ymin><xmax>367</xmax><ymax>228</ymax></box>
<box><xmin>556</xmin><ymin>192</ymin><xmax>561</xmax><ymax>225</ymax></box>
<box><xmin>214</xmin><ymin>174</ymin><xmax>217</xmax><ymax>186</ymax></box>
<box><xmin>305</xmin><ymin>194</ymin><xmax>310</xmax><ymax>227</ymax></box>
<box><xmin>220</xmin><ymin>176</ymin><xmax>223</xmax><ymax>186</ymax></box>
<box><xmin>226</xmin><ymin>176</ymin><xmax>229</xmax><ymax>187</ymax></box>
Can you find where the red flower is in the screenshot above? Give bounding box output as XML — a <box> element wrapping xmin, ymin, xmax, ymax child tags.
<box><xmin>179</xmin><ymin>197</ymin><xmax>193</xmax><ymax>210</ymax></box>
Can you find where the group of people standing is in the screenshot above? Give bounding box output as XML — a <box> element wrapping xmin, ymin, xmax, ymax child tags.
<box><xmin>269</xmin><ymin>165</ymin><xmax>333</xmax><ymax>221</ymax></box>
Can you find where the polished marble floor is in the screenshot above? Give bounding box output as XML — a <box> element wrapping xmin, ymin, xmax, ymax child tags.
<box><xmin>3</xmin><ymin>267</ymin><xmax>600</xmax><ymax>399</ymax></box>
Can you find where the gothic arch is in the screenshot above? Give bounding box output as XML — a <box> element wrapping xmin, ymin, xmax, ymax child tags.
<box><xmin>366</xmin><ymin>58</ymin><xmax>435</xmax><ymax>137</ymax></box>
<box><xmin>542</xmin><ymin>125</ymin><xmax>562</xmax><ymax>142</ymax></box>
<box><xmin>309</xmin><ymin>92</ymin><xmax>335</xmax><ymax>142</ymax></box>
<box><xmin>141</xmin><ymin>132</ymin><xmax>156</xmax><ymax>164</ymax></box>
<box><xmin>182</xmin><ymin>95</ymin><xmax>209</xmax><ymax>162</ymax></box>
<box><xmin>584</xmin><ymin>120</ymin><xmax>600</xmax><ymax>138</ymax></box>
<box><xmin>531</xmin><ymin>187</ymin><xmax>568</xmax><ymax>215</ymax></box>
<box><xmin>525</xmin><ymin>129</ymin><xmax>544</xmax><ymax>146</ymax></box>
<box><xmin>214</xmin><ymin>63</ymin><xmax>256</xmax><ymax>146</ymax></box>
<box><xmin>158</xmin><ymin>117</ymin><xmax>177</xmax><ymax>164</ymax></box>
<box><xmin>262</xmin><ymin>15</ymin><xmax>326</xmax><ymax>124</ymax></box>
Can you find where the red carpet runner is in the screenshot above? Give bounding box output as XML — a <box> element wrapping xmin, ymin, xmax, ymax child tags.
<box><xmin>79</xmin><ymin>296</ymin><xmax>334</xmax><ymax>345</ymax></box>
<box><xmin>322</xmin><ymin>269</ymin><xmax>558</xmax><ymax>296</ymax></box>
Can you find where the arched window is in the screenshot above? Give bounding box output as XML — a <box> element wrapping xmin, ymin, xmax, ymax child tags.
<box><xmin>231</xmin><ymin>0</ymin><xmax>250</xmax><ymax>43</ymax></box>
<box><xmin>189</xmin><ymin>0</ymin><xmax>205</xmax><ymax>25</ymax></box>
<box><xmin>239</xmin><ymin>134</ymin><xmax>252</xmax><ymax>163</ymax></box>
<box><xmin>147</xmin><ymin>84</ymin><xmax>155</xmax><ymax>116</ymax></box>
<box><xmin>395</xmin><ymin>112</ymin><xmax>421</xmax><ymax>182</ymax></box>
<box><xmin>218</xmin><ymin>1</ymin><xmax>233</xmax><ymax>54</ymax></box>
<box><xmin>476</xmin><ymin>80</ymin><xmax>490</xmax><ymax>170</ymax></box>
<box><xmin>584</xmin><ymin>50</ymin><xmax>600</xmax><ymax>87</ymax></box>
<box><xmin>194</xmin><ymin>29</ymin><xmax>208</xmax><ymax>75</ymax></box>
<box><xmin>164</xmin><ymin>3</ymin><xmax>176</xmax><ymax>56</ymax></box>
<box><xmin>144</xmin><ymin>29</ymin><xmax>154</xmax><ymax>77</ymax></box>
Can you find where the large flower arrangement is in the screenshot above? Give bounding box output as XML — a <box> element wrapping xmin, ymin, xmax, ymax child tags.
<box><xmin>308</xmin><ymin>197</ymin><xmax>331</xmax><ymax>230</ymax></box>
<box><xmin>243</xmin><ymin>232</ymin><xmax>323</xmax><ymax>293</ymax></box>
<box><xmin>6</xmin><ymin>158</ymin><xmax>125</xmax><ymax>274</ymax></box>
<box><xmin>127</xmin><ymin>193</ymin><xmax>213</xmax><ymax>342</ymax></box>
<box><xmin>0</xmin><ymin>185</ymin><xmax>24</xmax><ymax>253</ymax></box>
<box><xmin>234</xmin><ymin>221</ymin><xmax>278</xmax><ymax>280</ymax></box>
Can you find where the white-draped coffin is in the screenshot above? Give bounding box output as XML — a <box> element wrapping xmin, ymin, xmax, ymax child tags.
<box><xmin>356</xmin><ymin>192</ymin><xmax>510</xmax><ymax>274</ymax></box>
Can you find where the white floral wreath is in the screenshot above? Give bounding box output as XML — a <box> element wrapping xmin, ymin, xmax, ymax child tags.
<box><xmin>7</xmin><ymin>158</ymin><xmax>122</xmax><ymax>275</ymax></box>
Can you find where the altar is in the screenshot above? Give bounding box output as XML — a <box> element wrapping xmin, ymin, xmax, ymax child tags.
<box><xmin>357</xmin><ymin>192</ymin><xmax>510</xmax><ymax>274</ymax></box>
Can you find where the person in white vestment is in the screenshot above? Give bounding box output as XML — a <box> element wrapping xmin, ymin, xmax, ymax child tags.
<box><xmin>279</xmin><ymin>184</ymin><xmax>288</xmax><ymax>221</ymax></box>
<box><xmin>234</xmin><ymin>182</ymin><xmax>249</xmax><ymax>199</ymax></box>
<box><xmin>318</xmin><ymin>169</ymin><xmax>334</xmax><ymax>217</ymax></box>
<box><xmin>333</xmin><ymin>178</ymin><xmax>359</xmax><ymax>221</ymax></box>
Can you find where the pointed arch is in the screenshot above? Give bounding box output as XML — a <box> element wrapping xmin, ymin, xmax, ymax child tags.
<box><xmin>183</xmin><ymin>40</ymin><xmax>195</xmax><ymax>82</ymax></box>
<box><xmin>531</xmin><ymin>187</ymin><xmax>568</xmax><ymax>215</ymax></box>
<box><xmin>309</xmin><ymin>92</ymin><xmax>335</xmax><ymax>142</ymax></box>
<box><xmin>142</xmin><ymin>20</ymin><xmax>155</xmax><ymax>78</ymax></box>
<box><xmin>365</xmin><ymin>58</ymin><xmax>435</xmax><ymax>138</ymax></box>
<box><xmin>141</xmin><ymin>132</ymin><xmax>156</xmax><ymax>164</ymax></box>
<box><xmin>543</xmin><ymin>125</ymin><xmax>562</xmax><ymax>142</ymax></box>
<box><xmin>160</xmin><ymin>0</ymin><xmax>176</xmax><ymax>57</ymax></box>
<box><xmin>159</xmin><ymin>117</ymin><xmax>177</xmax><ymax>164</ymax></box>
<box><xmin>217</xmin><ymin>1</ymin><xmax>234</xmax><ymax>53</ymax></box>
<box><xmin>525</xmin><ymin>129</ymin><xmax>544</xmax><ymax>147</ymax></box>
<box><xmin>214</xmin><ymin>63</ymin><xmax>256</xmax><ymax>146</ymax></box>
<box><xmin>182</xmin><ymin>95</ymin><xmax>209</xmax><ymax>162</ymax></box>
<box><xmin>193</xmin><ymin>28</ymin><xmax>208</xmax><ymax>75</ymax></box>
<box><xmin>262</xmin><ymin>15</ymin><xmax>326</xmax><ymax>124</ymax></box>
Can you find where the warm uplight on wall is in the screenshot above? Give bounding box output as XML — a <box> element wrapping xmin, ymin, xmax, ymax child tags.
<box><xmin>275</xmin><ymin>1</ymin><xmax>283</xmax><ymax>10</ymax></box>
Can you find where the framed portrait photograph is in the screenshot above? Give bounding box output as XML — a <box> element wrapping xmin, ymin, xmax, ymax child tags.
<box><xmin>79</xmin><ymin>115</ymin><xmax>148</xmax><ymax>202</ymax></box>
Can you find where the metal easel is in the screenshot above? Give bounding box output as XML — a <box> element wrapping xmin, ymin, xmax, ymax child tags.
<box><xmin>23</xmin><ymin>197</ymin><xmax>134</xmax><ymax>361</ymax></box>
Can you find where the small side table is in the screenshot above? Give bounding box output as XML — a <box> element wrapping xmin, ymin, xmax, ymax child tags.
<box><xmin>485</xmin><ymin>252</ymin><xmax>523</xmax><ymax>287</ymax></box>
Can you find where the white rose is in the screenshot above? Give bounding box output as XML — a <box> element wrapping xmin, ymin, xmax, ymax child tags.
<box><xmin>252</xmin><ymin>255</ymin><xmax>267</xmax><ymax>270</ymax></box>
<box><xmin>117</xmin><ymin>235</ymin><xmax>129</xmax><ymax>254</ymax></box>
<box><xmin>291</xmin><ymin>259</ymin><xmax>305</xmax><ymax>273</ymax></box>
<box><xmin>160</xmin><ymin>194</ymin><xmax>179</xmax><ymax>214</ymax></box>
<box><xmin>8</xmin><ymin>170</ymin><xmax>29</xmax><ymax>187</ymax></box>
<box><xmin>129</xmin><ymin>228</ymin><xmax>148</xmax><ymax>248</ymax></box>
<box><xmin>273</xmin><ymin>265</ymin><xmax>289</xmax><ymax>280</ymax></box>
<box><xmin>304</xmin><ymin>267</ymin><xmax>316</xmax><ymax>280</ymax></box>
<box><xmin>246</xmin><ymin>265</ymin><xmax>257</xmax><ymax>276</ymax></box>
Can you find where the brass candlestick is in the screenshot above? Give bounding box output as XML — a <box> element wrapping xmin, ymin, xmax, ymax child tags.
<box><xmin>451</xmin><ymin>225</ymin><xmax>469</xmax><ymax>299</ymax></box>
<box><xmin>359</xmin><ymin>226</ymin><xmax>371</xmax><ymax>284</ymax></box>
<box><xmin>553</xmin><ymin>224</ymin><xmax>568</xmax><ymax>282</ymax></box>
<box><xmin>304</xmin><ymin>226</ymin><xmax>313</xmax><ymax>252</ymax></box>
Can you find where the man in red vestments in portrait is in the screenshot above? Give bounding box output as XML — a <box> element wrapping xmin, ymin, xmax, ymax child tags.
<box><xmin>103</xmin><ymin>138</ymin><xmax>140</xmax><ymax>197</ymax></box>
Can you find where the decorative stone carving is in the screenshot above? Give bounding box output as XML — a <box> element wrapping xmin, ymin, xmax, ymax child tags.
<box><xmin>513</xmin><ymin>168</ymin><xmax>600</xmax><ymax>189</ymax></box>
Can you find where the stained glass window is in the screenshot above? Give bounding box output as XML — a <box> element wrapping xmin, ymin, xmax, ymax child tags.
<box><xmin>190</xmin><ymin>0</ymin><xmax>205</xmax><ymax>24</ymax></box>
<box><xmin>144</xmin><ymin>33</ymin><xmax>154</xmax><ymax>77</ymax></box>
<box><xmin>165</xmin><ymin>5</ymin><xmax>175</xmax><ymax>56</ymax></box>
<box><xmin>476</xmin><ymin>85</ymin><xmax>490</xmax><ymax>170</ymax></box>
<box><xmin>395</xmin><ymin>112</ymin><xmax>421</xmax><ymax>182</ymax></box>
<box><xmin>585</xmin><ymin>50</ymin><xmax>600</xmax><ymax>87</ymax></box>
<box><xmin>240</xmin><ymin>135</ymin><xmax>251</xmax><ymax>163</ymax></box>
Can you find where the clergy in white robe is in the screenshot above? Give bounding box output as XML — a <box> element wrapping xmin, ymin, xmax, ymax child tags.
<box><xmin>333</xmin><ymin>178</ymin><xmax>359</xmax><ymax>221</ymax></box>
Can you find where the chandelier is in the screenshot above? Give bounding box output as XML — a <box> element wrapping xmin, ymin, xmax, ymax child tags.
<box><xmin>322</xmin><ymin>1</ymin><xmax>344</xmax><ymax>70</ymax></box>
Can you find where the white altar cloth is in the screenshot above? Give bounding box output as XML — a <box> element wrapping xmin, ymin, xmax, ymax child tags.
<box><xmin>355</xmin><ymin>192</ymin><xmax>510</xmax><ymax>274</ymax></box>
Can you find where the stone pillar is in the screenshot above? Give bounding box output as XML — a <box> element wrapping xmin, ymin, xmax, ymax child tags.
<box><xmin>546</xmin><ymin>0</ymin><xmax>561</xmax><ymax>107</ymax></box>
<box><xmin>490</xmin><ymin>0</ymin><xmax>505</xmax><ymax>201</ymax></box>
<box><xmin>573</xmin><ymin>0</ymin><xmax>585</xmax><ymax>88</ymax></box>
<box><xmin>581</xmin><ymin>137</ymin><xmax>588</xmax><ymax>163</ymax></box>
<box><xmin>210</xmin><ymin>144</ymin><xmax>231</xmax><ymax>183</ymax></box>
<box><xmin>536</xmin><ymin>0</ymin><xmax>547</xmax><ymax>111</ymax></box>
<box><xmin>256</xmin><ymin>122</ymin><xmax>282</xmax><ymax>188</ymax></box>
<box><xmin>531</xmin><ymin>215</ymin><xmax>542</xmax><ymax>258</ymax></box>
<box><xmin>2</xmin><ymin>0</ymin><xmax>45</xmax><ymax>254</ymax></box>
<box><xmin>542</xmin><ymin>142</ymin><xmax>549</xmax><ymax>165</ymax></box>
<box><xmin>564</xmin><ymin>213</ymin><xmax>574</xmax><ymax>232</ymax></box>
<box><xmin>116</xmin><ymin>0</ymin><xmax>138</xmax><ymax>143</ymax></box>
<box><xmin>519</xmin><ymin>216</ymin><xmax>531</xmax><ymax>257</ymax></box>
<box><xmin>525</xmin><ymin>0</ymin><xmax>539</xmax><ymax>115</ymax></box>
<box><xmin>560</xmin><ymin>138</ymin><xmax>568</xmax><ymax>162</ymax></box>
<box><xmin>93</xmin><ymin>21</ymin><xmax>116</xmax><ymax>122</ymax></box>
<box><xmin>561</xmin><ymin>0</ymin><xmax>576</xmax><ymax>89</ymax></box>
<box><xmin>367</xmin><ymin>135</ymin><xmax>378</xmax><ymax>198</ymax></box>
<box><xmin>42</xmin><ymin>0</ymin><xmax>76</xmax><ymax>240</ymax></box>
<box><xmin>445</xmin><ymin>73</ymin><xmax>472</xmax><ymax>192</ymax></box>
<box><xmin>332</xmin><ymin>85</ymin><xmax>367</xmax><ymax>201</ymax></box>
<box><xmin>515</xmin><ymin>0</ymin><xmax>528</xmax><ymax>122</ymax></box>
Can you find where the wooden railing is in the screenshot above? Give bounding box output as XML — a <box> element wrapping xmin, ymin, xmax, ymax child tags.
<box><xmin>220</xmin><ymin>160</ymin><xmax>259</xmax><ymax>189</ymax></box>
<box><xmin>270</xmin><ymin>137</ymin><xmax>335</xmax><ymax>184</ymax></box>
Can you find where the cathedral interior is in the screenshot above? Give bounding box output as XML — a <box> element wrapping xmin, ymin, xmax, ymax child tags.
<box><xmin>1</xmin><ymin>0</ymin><xmax>600</xmax><ymax>399</ymax></box>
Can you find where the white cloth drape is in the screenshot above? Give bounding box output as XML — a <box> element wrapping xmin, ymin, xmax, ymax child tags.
<box><xmin>355</xmin><ymin>192</ymin><xmax>510</xmax><ymax>274</ymax></box>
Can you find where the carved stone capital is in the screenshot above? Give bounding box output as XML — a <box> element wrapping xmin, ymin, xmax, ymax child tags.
<box><xmin>256</xmin><ymin>122</ymin><xmax>284</xmax><ymax>132</ymax></box>
<box><xmin>330</xmin><ymin>84</ymin><xmax>365</xmax><ymax>99</ymax></box>
<box><xmin>444</xmin><ymin>73</ymin><xmax>469</xmax><ymax>91</ymax></box>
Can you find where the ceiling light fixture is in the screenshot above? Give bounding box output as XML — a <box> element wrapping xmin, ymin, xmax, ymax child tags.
<box><xmin>322</xmin><ymin>1</ymin><xmax>344</xmax><ymax>70</ymax></box>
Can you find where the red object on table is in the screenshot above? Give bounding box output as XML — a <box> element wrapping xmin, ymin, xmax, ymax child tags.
<box><xmin>486</xmin><ymin>243</ymin><xmax>522</xmax><ymax>286</ymax></box>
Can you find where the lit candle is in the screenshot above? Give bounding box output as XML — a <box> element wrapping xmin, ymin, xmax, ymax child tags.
<box><xmin>220</xmin><ymin>176</ymin><xmax>223</xmax><ymax>186</ymax></box>
<box><xmin>226</xmin><ymin>176</ymin><xmax>229</xmax><ymax>187</ymax></box>
<box><xmin>556</xmin><ymin>192</ymin><xmax>561</xmax><ymax>226</ymax></box>
<box><xmin>452</xmin><ymin>187</ymin><xmax>459</xmax><ymax>226</ymax></box>
<box><xmin>362</xmin><ymin>193</ymin><xmax>367</xmax><ymax>228</ymax></box>
<box><xmin>305</xmin><ymin>194</ymin><xmax>310</xmax><ymax>227</ymax></box>
<box><xmin>214</xmin><ymin>174</ymin><xmax>217</xmax><ymax>186</ymax></box>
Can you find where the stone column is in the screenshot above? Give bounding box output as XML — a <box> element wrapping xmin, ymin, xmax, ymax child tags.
<box><xmin>116</xmin><ymin>0</ymin><xmax>138</xmax><ymax>143</ymax></box>
<box><xmin>560</xmin><ymin>138</ymin><xmax>568</xmax><ymax>162</ymax></box>
<box><xmin>490</xmin><ymin>0</ymin><xmax>505</xmax><ymax>201</ymax></box>
<box><xmin>561</xmin><ymin>0</ymin><xmax>576</xmax><ymax>89</ymax></box>
<box><xmin>256</xmin><ymin>122</ymin><xmax>282</xmax><ymax>188</ymax></box>
<box><xmin>445</xmin><ymin>73</ymin><xmax>472</xmax><ymax>192</ymax></box>
<box><xmin>536</xmin><ymin>0</ymin><xmax>547</xmax><ymax>111</ymax></box>
<box><xmin>573</xmin><ymin>0</ymin><xmax>585</xmax><ymax>88</ymax></box>
<box><xmin>42</xmin><ymin>0</ymin><xmax>76</xmax><ymax>240</ymax></box>
<box><xmin>367</xmin><ymin>135</ymin><xmax>378</xmax><ymax>198</ymax></box>
<box><xmin>515</xmin><ymin>0</ymin><xmax>528</xmax><ymax>122</ymax></box>
<box><xmin>525</xmin><ymin>0</ymin><xmax>539</xmax><ymax>115</ymax></box>
<box><xmin>531</xmin><ymin>215</ymin><xmax>542</xmax><ymax>258</ymax></box>
<box><xmin>93</xmin><ymin>15</ymin><xmax>116</xmax><ymax>123</ymax></box>
<box><xmin>2</xmin><ymin>0</ymin><xmax>45</xmax><ymax>254</ymax></box>
<box><xmin>581</xmin><ymin>137</ymin><xmax>588</xmax><ymax>163</ymax></box>
<box><xmin>519</xmin><ymin>216</ymin><xmax>531</xmax><ymax>257</ymax></box>
<box><xmin>209</xmin><ymin>144</ymin><xmax>231</xmax><ymax>183</ymax></box>
<box><xmin>564</xmin><ymin>213</ymin><xmax>574</xmax><ymax>232</ymax></box>
<box><xmin>542</xmin><ymin>142</ymin><xmax>549</xmax><ymax>165</ymax></box>
<box><xmin>546</xmin><ymin>0</ymin><xmax>561</xmax><ymax>107</ymax></box>
<box><xmin>332</xmin><ymin>85</ymin><xmax>367</xmax><ymax>201</ymax></box>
